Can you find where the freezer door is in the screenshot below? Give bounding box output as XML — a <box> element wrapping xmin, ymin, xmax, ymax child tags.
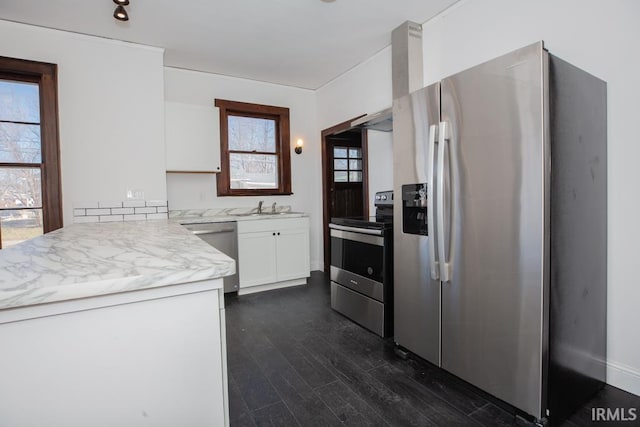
<box><xmin>393</xmin><ymin>83</ymin><xmax>442</xmax><ymax>366</ymax></box>
<box><xmin>439</xmin><ymin>42</ymin><xmax>548</xmax><ymax>418</ymax></box>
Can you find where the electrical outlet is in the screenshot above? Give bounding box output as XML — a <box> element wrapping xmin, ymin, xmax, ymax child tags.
<box><xmin>126</xmin><ymin>188</ymin><xmax>145</xmax><ymax>200</ymax></box>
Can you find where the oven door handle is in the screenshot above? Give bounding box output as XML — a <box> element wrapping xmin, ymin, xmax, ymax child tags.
<box><xmin>328</xmin><ymin>223</ymin><xmax>384</xmax><ymax>236</ymax></box>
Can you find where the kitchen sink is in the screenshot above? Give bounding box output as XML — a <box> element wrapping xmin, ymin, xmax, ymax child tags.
<box><xmin>235</xmin><ymin>211</ymin><xmax>302</xmax><ymax>217</ymax></box>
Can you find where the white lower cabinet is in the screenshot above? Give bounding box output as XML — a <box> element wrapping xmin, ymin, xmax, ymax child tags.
<box><xmin>276</xmin><ymin>227</ymin><xmax>311</xmax><ymax>281</ymax></box>
<box><xmin>0</xmin><ymin>281</ymin><xmax>228</xmax><ymax>426</ymax></box>
<box><xmin>237</xmin><ymin>231</ymin><xmax>278</xmax><ymax>286</ymax></box>
<box><xmin>237</xmin><ymin>217</ymin><xmax>310</xmax><ymax>295</ymax></box>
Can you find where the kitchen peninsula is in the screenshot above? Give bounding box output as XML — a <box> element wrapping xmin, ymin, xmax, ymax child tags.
<box><xmin>0</xmin><ymin>220</ymin><xmax>234</xmax><ymax>426</ymax></box>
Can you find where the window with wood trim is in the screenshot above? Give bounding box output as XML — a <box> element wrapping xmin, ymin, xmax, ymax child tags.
<box><xmin>0</xmin><ymin>56</ymin><xmax>62</xmax><ymax>249</ymax></box>
<box><xmin>215</xmin><ymin>99</ymin><xmax>292</xmax><ymax>196</ymax></box>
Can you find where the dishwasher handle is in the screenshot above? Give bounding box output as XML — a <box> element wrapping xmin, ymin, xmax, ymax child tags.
<box><xmin>190</xmin><ymin>228</ymin><xmax>236</xmax><ymax>235</ymax></box>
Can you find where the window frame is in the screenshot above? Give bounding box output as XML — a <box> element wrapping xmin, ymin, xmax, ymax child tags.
<box><xmin>0</xmin><ymin>56</ymin><xmax>62</xmax><ymax>248</ymax></box>
<box><xmin>215</xmin><ymin>99</ymin><xmax>292</xmax><ymax>196</ymax></box>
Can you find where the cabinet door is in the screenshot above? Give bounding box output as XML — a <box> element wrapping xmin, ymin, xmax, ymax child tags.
<box><xmin>275</xmin><ymin>228</ymin><xmax>310</xmax><ymax>282</ymax></box>
<box><xmin>237</xmin><ymin>231</ymin><xmax>277</xmax><ymax>287</ymax></box>
<box><xmin>165</xmin><ymin>102</ymin><xmax>220</xmax><ymax>172</ymax></box>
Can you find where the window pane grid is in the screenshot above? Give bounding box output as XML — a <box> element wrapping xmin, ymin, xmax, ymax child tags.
<box><xmin>0</xmin><ymin>119</ymin><xmax>40</xmax><ymax>126</ymax></box>
<box><xmin>0</xmin><ymin>60</ymin><xmax>63</xmax><ymax>248</ymax></box>
<box><xmin>0</xmin><ymin>77</ymin><xmax>45</xmax><ymax>244</ymax></box>
<box><xmin>228</xmin><ymin>149</ymin><xmax>279</xmax><ymax>155</ymax></box>
<box><xmin>333</xmin><ymin>146</ymin><xmax>363</xmax><ymax>182</ymax></box>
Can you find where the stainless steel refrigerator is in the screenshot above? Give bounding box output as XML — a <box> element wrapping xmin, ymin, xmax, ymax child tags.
<box><xmin>393</xmin><ymin>41</ymin><xmax>607</xmax><ymax>424</ymax></box>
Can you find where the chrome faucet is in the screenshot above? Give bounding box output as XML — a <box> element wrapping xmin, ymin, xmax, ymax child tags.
<box><xmin>271</xmin><ymin>202</ymin><xmax>277</xmax><ymax>213</ymax></box>
<box><xmin>257</xmin><ymin>200</ymin><xmax>264</xmax><ymax>214</ymax></box>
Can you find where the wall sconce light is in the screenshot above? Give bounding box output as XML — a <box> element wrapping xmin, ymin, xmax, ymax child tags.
<box><xmin>113</xmin><ymin>0</ymin><xmax>130</xmax><ymax>21</ymax></box>
<box><xmin>295</xmin><ymin>139</ymin><xmax>304</xmax><ymax>155</ymax></box>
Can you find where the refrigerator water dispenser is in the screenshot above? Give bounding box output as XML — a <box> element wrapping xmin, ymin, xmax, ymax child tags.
<box><xmin>401</xmin><ymin>183</ymin><xmax>428</xmax><ymax>235</ymax></box>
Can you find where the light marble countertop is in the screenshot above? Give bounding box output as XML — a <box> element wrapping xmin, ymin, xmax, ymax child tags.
<box><xmin>0</xmin><ymin>220</ymin><xmax>235</xmax><ymax>311</ymax></box>
<box><xmin>169</xmin><ymin>207</ymin><xmax>308</xmax><ymax>225</ymax></box>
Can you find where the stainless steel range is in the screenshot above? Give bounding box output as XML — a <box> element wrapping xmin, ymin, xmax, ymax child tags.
<box><xmin>329</xmin><ymin>191</ymin><xmax>393</xmax><ymax>337</ymax></box>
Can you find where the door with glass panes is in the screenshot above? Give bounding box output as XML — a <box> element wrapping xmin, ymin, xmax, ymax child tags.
<box><xmin>321</xmin><ymin>123</ymin><xmax>368</xmax><ymax>271</ymax></box>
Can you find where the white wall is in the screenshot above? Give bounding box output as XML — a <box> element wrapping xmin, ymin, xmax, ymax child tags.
<box><xmin>164</xmin><ymin>68</ymin><xmax>323</xmax><ymax>270</ymax></box>
<box><xmin>316</xmin><ymin>0</ymin><xmax>640</xmax><ymax>396</ymax></box>
<box><xmin>316</xmin><ymin>47</ymin><xmax>392</xmax><ymax>131</ymax></box>
<box><xmin>421</xmin><ymin>0</ymin><xmax>640</xmax><ymax>397</ymax></box>
<box><xmin>316</xmin><ymin>48</ymin><xmax>395</xmax><ymax>221</ymax></box>
<box><xmin>0</xmin><ymin>20</ymin><xmax>167</xmax><ymax>226</ymax></box>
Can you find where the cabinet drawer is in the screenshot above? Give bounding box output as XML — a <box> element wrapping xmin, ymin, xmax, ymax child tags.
<box><xmin>237</xmin><ymin>217</ymin><xmax>308</xmax><ymax>233</ymax></box>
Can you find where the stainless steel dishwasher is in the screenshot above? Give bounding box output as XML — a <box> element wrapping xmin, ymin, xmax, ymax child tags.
<box><xmin>183</xmin><ymin>221</ymin><xmax>239</xmax><ymax>293</ymax></box>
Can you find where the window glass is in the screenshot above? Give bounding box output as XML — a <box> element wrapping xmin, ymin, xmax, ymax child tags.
<box><xmin>0</xmin><ymin>208</ymin><xmax>42</xmax><ymax>248</ymax></box>
<box><xmin>0</xmin><ymin>80</ymin><xmax>40</xmax><ymax>123</ymax></box>
<box><xmin>0</xmin><ymin>167</ymin><xmax>42</xmax><ymax>209</ymax></box>
<box><xmin>334</xmin><ymin>171</ymin><xmax>348</xmax><ymax>182</ymax></box>
<box><xmin>228</xmin><ymin>115</ymin><xmax>276</xmax><ymax>153</ymax></box>
<box><xmin>334</xmin><ymin>159</ymin><xmax>348</xmax><ymax>170</ymax></box>
<box><xmin>348</xmin><ymin>148</ymin><xmax>362</xmax><ymax>159</ymax></box>
<box><xmin>349</xmin><ymin>171</ymin><xmax>363</xmax><ymax>182</ymax></box>
<box><xmin>349</xmin><ymin>159</ymin><xmax>362</xmax><ymax>171</ymax></box>
<box><xmin>0</xmin><ymin>123</ymin><xmax>41</xmax><ymax>163</ymax></box>
<box><xmin>334</xmin><ymin>147</ymin><xmax>347</xmax><ymax>158</ymax></box>
<box><xmin>229</xmin><ymin>153</ymin><xmax>278</xmax><ymax>189</ymax></box>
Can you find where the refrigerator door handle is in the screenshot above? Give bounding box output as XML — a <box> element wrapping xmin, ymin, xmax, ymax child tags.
<box><xmin>427</xmin><ymin>124</ymin><xmax>439</xmax><ymax>280</ymax></box>
<box><xmin>437</xmin><ymin>121</ymin><xmax>451</xmax><ymax>282</ymax></box>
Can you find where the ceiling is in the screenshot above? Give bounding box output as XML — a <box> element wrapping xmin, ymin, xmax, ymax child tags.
<box><xmin>0</xmin><ymin>0</ymin><xmax>459</xmax><ymax>90</ymax></box>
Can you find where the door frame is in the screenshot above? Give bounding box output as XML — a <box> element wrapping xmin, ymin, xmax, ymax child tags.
<box><xmin>321</xmin><ymin>116</ymin><xmax>369</xmax><ymax>272</ymax></box>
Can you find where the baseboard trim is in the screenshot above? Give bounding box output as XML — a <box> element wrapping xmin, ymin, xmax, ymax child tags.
<box><xmin>607</xmin><ymin>360</ymin><xmax>640</xmax><ymax>397</ymax></box>
<box><xmin>237</xmin><ymin>278</ymin><xmax>307</xmax><ymax>296</ymax></box>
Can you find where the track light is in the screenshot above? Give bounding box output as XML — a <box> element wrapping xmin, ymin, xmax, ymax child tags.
<box><xmin>113</xmin><ymin>5</ymin><xmax>128</xmax><ymax>21</ymax></box>
<box><xmin>113</xmin><ymin>0</ymin><xmax>130</xmax><ymax>22</ymax></box>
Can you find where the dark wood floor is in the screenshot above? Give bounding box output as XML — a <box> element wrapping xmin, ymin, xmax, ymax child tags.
<box><xmin>224</xmin><ymin>272</ymin><xmax>640</xmax><ymax>426</ymax></box>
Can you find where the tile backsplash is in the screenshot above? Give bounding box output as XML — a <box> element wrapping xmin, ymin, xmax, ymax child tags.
<box><xmin>73</xmin><ymin>200</ymin><xmax>168</xmax><ymax>223</ymax></box>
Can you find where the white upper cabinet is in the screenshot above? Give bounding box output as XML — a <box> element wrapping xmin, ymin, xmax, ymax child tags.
<box><xmin>165</xmin><ymin>101</ymin><xmax>221</xmax><ymax>172</ymax></box>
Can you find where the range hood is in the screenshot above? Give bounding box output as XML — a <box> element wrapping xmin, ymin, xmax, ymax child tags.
<box><xmin>350</xmin><ymin>107</ymin><xmax>393</xmax><ymax>132</ymax></box>
<box><xmin>349</xmin><ymin>21</ymin><xmax>422</xmax><ymax>134</ymax></box>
